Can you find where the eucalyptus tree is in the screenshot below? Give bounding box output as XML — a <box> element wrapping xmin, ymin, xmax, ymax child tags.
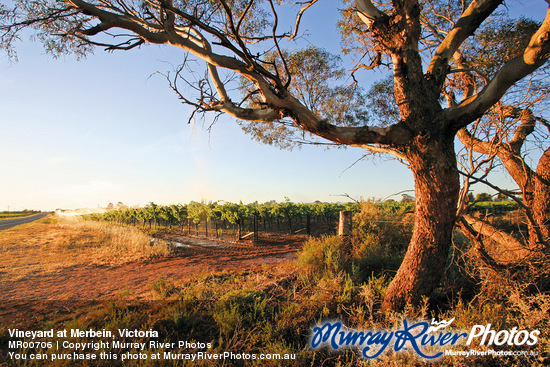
<box><xmin>360</xmin><ymin>10</ymin><xmax>550</xmax><ymax>265</ymax></box>
<box><xmin>3</xmin><ymin>0</ymin><xmax>550</xmax><ymax>310</ymax></box>
<box><xmin>457</xmin><ymin>102</ymin><xmax>550</xmax><ymax>264</ymax></box>
<box><xmin>452</xmin><ymin>19</ymin><xmax>550</xmax><ymax>259</ymax></box>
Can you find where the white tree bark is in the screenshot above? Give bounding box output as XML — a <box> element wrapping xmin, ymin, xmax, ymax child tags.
<box><xmin>354</xmin><ymin>0</ymin><xmax>385</xmax><ymax>26</ymax></box>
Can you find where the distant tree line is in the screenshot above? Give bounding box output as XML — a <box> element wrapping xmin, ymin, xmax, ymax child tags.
<box><xmin>0</xmin><ymin>210</ymin><xmax>41</xmax><ymax>219</ymax></box>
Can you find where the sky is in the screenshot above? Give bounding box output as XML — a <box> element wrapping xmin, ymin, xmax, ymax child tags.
<box><xmin>0</xmin><ymin>1</ymin><xmax>547</xmax><ymax>211</ymax></box>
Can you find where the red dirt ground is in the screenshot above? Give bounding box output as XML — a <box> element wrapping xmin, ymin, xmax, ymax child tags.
<box><xmin>1</xmin><ymin>232</ymin><xmax>306</xmax><ymax>301</ymax></box>
<box><xmin>0</xmin><ymin>232</ymin><xmax>307</xmax><ymax>329</ymax></box>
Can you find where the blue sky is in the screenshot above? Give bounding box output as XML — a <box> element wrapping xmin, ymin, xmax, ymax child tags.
<box><xmin>0</xmin><ymin>1</ymin><xmax>546</xmax><ymax>211</ymax></box>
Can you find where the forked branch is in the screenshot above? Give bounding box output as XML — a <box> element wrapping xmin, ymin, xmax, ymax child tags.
<box><xmin>446</xmin><ymin>5</ymin><xmax>550</xmax><ymax>128</ymax></box>
<box><xmin>426</xmin><ymin>0</ymin><xmax>503</xmax><ymax>89</ymax></box>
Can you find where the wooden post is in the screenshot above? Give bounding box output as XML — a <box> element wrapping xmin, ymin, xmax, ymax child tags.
<box><xmin>253</xmin><ymin>215</ymin><xmax>259</xmax><ymax>243</ymax></box>
<box><xmin>338</xmin><ymin>211</ymin><xmax>352</xmax><ymax>237</ymax></box>
<box><xmin>339</xmin><ymin>210</ymin><xmax>352</xmax><ymax>253</ymax></box>
<box><xmin>237</xmin><ymin>220</ymin><xmax>242</xmax><ymax>240</ymax></box>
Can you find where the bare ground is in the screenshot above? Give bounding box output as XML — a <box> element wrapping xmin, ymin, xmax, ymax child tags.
<box><xmin>0</xmin><ymin>221</ymin><xmax>305</xmax><ymax>328</ymax></box>
<box><xmin>1</xmin><ymin>233</ymin><xmax>304</xmax><ymax>300</ymax></box>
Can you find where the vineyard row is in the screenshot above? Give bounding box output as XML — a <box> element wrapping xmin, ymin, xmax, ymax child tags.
<box><xmin>83</xmin><ymin>199</ymin><xmax>518</xmax><ymax>237</ymax></box>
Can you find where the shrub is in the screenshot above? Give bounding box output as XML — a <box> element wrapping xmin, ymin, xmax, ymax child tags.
<box><xmin>297</xmin><ymin>235</ymin><xmax>349</xmax><ymax>280</ymax></box>
<box><xmin>149</xmin><ymin>276</ymin><xmax>178</xmax><ymax>299</ymax></box>
<box><xmin>352</xmin><ymin>201</ymin><xmax>413</xmax><ymax>252</ymax></box>
<box><xmin>297</xmin><ymin>202</ymin><xmax>413</xmax><ymax>284</ymax></box>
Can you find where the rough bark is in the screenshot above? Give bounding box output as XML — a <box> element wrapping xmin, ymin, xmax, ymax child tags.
<box><xmin>382</xmin><ymin>134</ymin><xmax>459</xmax><ymax>311</ymax></box>
<box><xmin>533</xmin><ymin>147</ymin><xmax>550</xmax><ymax>247</ymax></box>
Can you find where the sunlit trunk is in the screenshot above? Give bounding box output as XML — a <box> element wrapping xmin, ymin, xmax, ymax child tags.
<box><xmin>382</xmin><ymin>136</ymin><xmax>459</xmax><ymax>311</ymax></box>
<box><xmin>533</xmin><ymin>147</ymin><xmax>550</xmax><ymax>248</ymax></box>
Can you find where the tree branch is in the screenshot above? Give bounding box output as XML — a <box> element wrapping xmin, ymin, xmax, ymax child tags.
<box><xmin>446</xmin><ymin>5</ymin><xmax>550</xmax><ymax>129</ymax></box>
<box><xmin>457</xmin><ymin>107</ymin><xmax>536</xmax><ymax>193</ymax></box>
<box><xmin>16</xmin><ymin>0</ymin><xmax>413</xmax><ymax>148</ymax></box>
<box><xmin>360</xmin><ymin>144</ymin><xmax>409</xmax><ymax>162</ymax></box>
<box><xmin>457</xmin><ymin>217</ymin><xmax>512</xmax><ymax>269</ymax></box>
<box><xmin>457</xmin><ymin>126</ymin><xmax>497</xmax><ymax>156</ymax></box>
<box><xmin>426</xmin><ymin>0</ymin><xmax>503</xmax><ymax>89</ymax></box>
<box><xmin>508</xmin><ymin>109</ymin><xmax>536</xmax><ymax>151</ymax></box>
<box><xmin>354</xmin><ymin>0</ymin><xmax>387</xmax><ymax>27</ymax></box>
<box><xmin>459</xmin><ymin>168</ymin><xmax>548</xmax><ymax>249</ymax></box>
<box><xmin>169</xmin><ymin>26</ymin><xmax>281</xmax><ymax>123</ymax></box>
<box><xmin>461</xmin><ymin>214</ymin><xmax>531</xmax><ymax>262</ymax></box>
<box><xmin>267</xmin><ymin>0</ymin><xmax>291</xmax><ymax>89</ymax></box>
<box><xmin>68</xmin><ymin>0</ymin><xmax>167</xmax><ymax>44</ymax></box>
<box><xmin>288</xmin><ymin>0</ymin><xmax>318</xmax><ymax>39</ymax></box>
<box><xmin>458</xmin><ymin>169</ymin><xmax>527</xmax><ymax>209</ymax></box>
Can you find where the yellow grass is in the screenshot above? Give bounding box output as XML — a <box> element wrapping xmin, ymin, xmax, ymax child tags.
<box><xmin>0</xmin><ymin>214</ymin><xmax>171</xmax><ymax>281</ymax></box>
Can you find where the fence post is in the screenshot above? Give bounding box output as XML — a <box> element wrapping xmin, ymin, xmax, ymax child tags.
<box><xmin>338</xmin><ymin>211</ymin><xmax>353</xmax><ymax>237</ymax></box>
<box><xmin>253</xmin><ymin>214</ymin><xmax>259</xmax><ymax>243</ymax></box>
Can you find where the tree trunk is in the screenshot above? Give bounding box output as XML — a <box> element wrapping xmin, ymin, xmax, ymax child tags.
<box><xmin>287</xmin><ymin>217</ymin><xmax>293</xmax><ymax>234</ymax></box>
<box><xmin>253</xmin><ymin>215</ymin><xmax>259</xmax><ymax>242</ymax></box>
<box><xmin>533</xmin><ymin>147</ymin><xmax>550</xmax><ymax>248</ymax></box>
<box><xmin>382</xmin><ymin>137</ymin><xmax>460</xmax><ymax>311</ymax></box>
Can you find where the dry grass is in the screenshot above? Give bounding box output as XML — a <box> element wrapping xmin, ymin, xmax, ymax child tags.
<box><xmin>0</xmin><ymin>214</ymin><xmax>171</xmax><ymax>281</ymax></box>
